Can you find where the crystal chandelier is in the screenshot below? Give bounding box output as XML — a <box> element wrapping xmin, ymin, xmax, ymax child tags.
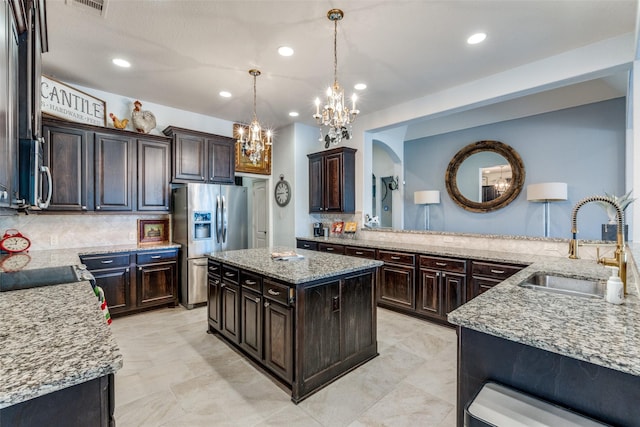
<box><xmin>313</xmin><ymin>9</ymin><xmax>359</xmax><ymax>148</ymax></box>
<box><xmin>494</xmin><ymin>165</ymin><xmax>510</xmax><ymax>194</ymax></box>
<box><xmin>237</xmin><ymin>69</ymin><xmax>272</xmax><ymax>165</ymax></box>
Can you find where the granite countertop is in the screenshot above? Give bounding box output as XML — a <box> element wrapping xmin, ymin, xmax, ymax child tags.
<box><xmin>299</xmin><ymin>236</ymin><xmax>640</xmax><ymax>378</ymax></box>
<box><xmin>0</xmin><ymin>280</ymin><xmax>123</xmax><ymax>408</ymax></box>
<box><xmin>0</xmin><ymin>243</ymin><xmax>181</xmax><ymax>273</ymax></box>
<box><xmin>209</xmin><ymin>247</ymin><xmax>383</xmax><ymax>284</ymax></box>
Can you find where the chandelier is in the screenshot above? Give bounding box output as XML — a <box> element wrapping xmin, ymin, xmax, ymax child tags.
<box><xmin>237</xmin><ymin>69</ymin><xmax>272</xmax><ymax>165</ymax></box>
<box><xmin>313</xmin><ymin>9</ymin><xmax>359</xmax><ymax>148</ymax></box>
<box><xmin>494</xmin><ymin>165</ymin><xmax>510</xmax><ymax>194</ymax></box>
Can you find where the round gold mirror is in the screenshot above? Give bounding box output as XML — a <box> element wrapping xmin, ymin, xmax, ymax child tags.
<box><xmin>445</xmin><ymin>140</ymin><xmax>525</xmax><ymax>213</ymax></box>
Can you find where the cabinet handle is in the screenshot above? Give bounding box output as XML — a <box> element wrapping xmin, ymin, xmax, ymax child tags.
<box><xmin>303</xmin><ymin>244</ymin><xmax>310</xmax><ymax>248</ymax></box>
<box><xmin>126</xmin><ymin>268</ymin><xmax>129</xmax><ymax>273</ymax></box>
<box><xmin>255</xmin><ymin>297</ymin><xmax>260</xmax><ymax>303</ymax></box>
<box><xmin>435</xmin><ymin>262</ymin><xmax>447</xmax><ymax>267</ymax></box>
<box><xmin>209</xmin><ymin>267</ymin><xmax>218</xmax><ymax>272</ymax></box>
<box><xmin>490</xmin><ymin>269</ymin><xmax>505</xmax><ymax>274</ymax></box>
<box><xmin>442</xmin><ymin>273</ymin><xmax>446</xmax><ymax>278</ymax></box>
<box><xmin>151</xmin><ymin>255</ymin><xmax>162</xmax><ymax>259</ymax></box>
<box><xmin>326</xmin><ymin>247</ymin><xmax>334</xmax><ymax>251</ymax></box>
<box><xmin>268</xmin><ymin>289</ymin><xmax>280</xmax><ymax>296</ymax></box>
<box><xmin>138</xmin><ymin>267</ymin><xmax>142</xmax><ymax>271</ymax></box>
<box><xmin>96</xmin><ymin>205</ymin><xmax>101</xmax><ymax>210</ymax></box>
<box><xmin>81</xmin><ymin>206</ymin><xmax>87</xmax><ymax>210</ymax></box>
<box><xmin>355</xmin><ymin>251</ymin><xmax>364</xmax><ymax>255</ymax></box>
<box><xmin>100</xmin><ymin>260</ymin><xmax>114</xmax><ymax>264</ymax></box>
<box><xmin>391</xmin><ymin>256</ymin><xmax>400</xmax><ymax>260</ymax></box>
<box><xmin>245</xmin><ymin>280</ymin><xmax>257</xmax><ymax>285</ymax></box>
<box><xmin>221</xmin><ymin>283</ymin><xmax>225</xmax><ymax>288</ymax></box>
<box><xmin>224</xmin><ymin>272</ymin><xmax>235</xmax><ymax>277</ymax></box>
<box><xmin>264</xmin><ymin>301</ymin><xmax>270</xmax><ymax>307</ymax></box>
<box><xmin>201</xmin><ymin>176</ymin><xmax>205</xmax><ymax>180</ymax></box>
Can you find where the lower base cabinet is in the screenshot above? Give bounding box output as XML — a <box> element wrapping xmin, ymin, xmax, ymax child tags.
<box><xmin>81</xmin><ymin>248</ymin><xmax>178</xmax><ymax>317</ymax></box>
<box><xmin>207</xmin><ymin>258</ymin><xmax>377</xmax><ymax>403</ymax></box>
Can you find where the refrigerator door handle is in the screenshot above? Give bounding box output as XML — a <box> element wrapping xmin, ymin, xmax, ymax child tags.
<box><xmin>222</xmin><ymin>195</ymin><xmax>227</xmax><ymax>243</ymax></box>
<box><xmin>215</xmin><ymin>195</ymin><xmax>222</xmax><ymax>243</ymax></box>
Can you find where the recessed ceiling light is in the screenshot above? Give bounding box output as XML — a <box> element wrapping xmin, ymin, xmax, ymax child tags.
<box><xmin>289</xmin><ymin>111</ymin><xmax>299</xmax><ymax>117</ymax></box>
<box><xmin>219</xmin><ymin>91</ymin><xmax>232</xmax><ymax>98</ymax></box>
<box><xmin>354</xmin><ymin>83</ymin><xmax>367</xmax><ymax>91</ymax></box>
<box><xmin>278</xmin><ymin>46</ymin><xmax>294</xmax><ymax>57</ymax></box>
<box><xmin>112</xmin><ymin>58</ymin><xmax>131</xmax><ymax>68</ymax></box>
<box><xmin>467</xmin><ymin>32</ymin><xmax>487</xmax><ymax>45</ymax></box>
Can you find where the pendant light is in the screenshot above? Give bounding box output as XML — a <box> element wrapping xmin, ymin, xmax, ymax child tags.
<box><xmin>237</xmin><ymin>69</ymin><xmax>272</xmax><ymax>165</ymax></box>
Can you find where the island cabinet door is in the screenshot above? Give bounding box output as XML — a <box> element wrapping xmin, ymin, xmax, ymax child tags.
<box><xmin>207</xmin><ymin>275</ymin><xmax>222</xmax><ymax>331</ymax></box>
<box><xmin>340</xmin><ymin>272</ymin><xmax>376</xmax><ymax>358</ymax></box>
<box><xmin>220</xmin><ymin>282</ymin><xmax>241</xmax><ymax>345</ymax></box>
<box><xmin>263</xmin><ymin>280</ymin><xmax>293</xmax><ymax>384</ymax></box>
<box><xmin>240</xmin><ymin>288</ymin><xmax>263</xmax><ymax>361</ymax></box>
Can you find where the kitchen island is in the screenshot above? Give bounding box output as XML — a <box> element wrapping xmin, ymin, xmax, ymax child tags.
<box><xmin>448</xmin><ymin>253</ymin><xmax>640</xmax><ymax>426</ymax></box>
<box><xmin>207</xmin><ymin>247</ymin><xmax>383</xmax><ymax>403</ymax></box>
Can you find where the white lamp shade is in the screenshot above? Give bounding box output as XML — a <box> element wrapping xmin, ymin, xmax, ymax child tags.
<box><xmin>414</xmin><ymin>190</ymin><xmax>440</xmax><ymax>205</ymax></box>
<box><xmin>527</xmin><ymin>182</ymin><xmax>568</xmax><ymax>202</ymax></box>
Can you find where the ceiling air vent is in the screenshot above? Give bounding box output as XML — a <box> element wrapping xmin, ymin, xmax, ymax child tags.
<box><xmin>66</xmin><ymin>0</ymin><xmax>108</xmax><ymax>17</ymax></box>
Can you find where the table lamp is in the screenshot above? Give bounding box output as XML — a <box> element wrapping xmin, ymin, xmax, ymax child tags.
<box><xmin>414</xmin><ymin>190</ymin><xmax>440</xmax><ymax>230</ymax></box>
<box><xmin>527</xmin><ymin>182</ymin><xmax>568</xmax><ymax>237</ymax></box>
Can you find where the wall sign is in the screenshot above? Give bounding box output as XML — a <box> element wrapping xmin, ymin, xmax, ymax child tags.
<box><xmin>40</xmin><ymin>75</ymin><xmax>106</xmax><ymax>126</ymax></box>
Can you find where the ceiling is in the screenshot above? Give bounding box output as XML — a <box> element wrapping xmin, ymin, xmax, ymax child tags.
<box><xmin>42</xmin><ymin>0</ymin><xmax>637</xmax><ymax>134</ymax></box>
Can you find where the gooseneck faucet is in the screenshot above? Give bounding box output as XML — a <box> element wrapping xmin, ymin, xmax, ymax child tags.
<box><xmin>568</xmin><ymin>195</ymin><xmax>627</xmax><ymax>294</ymax></box>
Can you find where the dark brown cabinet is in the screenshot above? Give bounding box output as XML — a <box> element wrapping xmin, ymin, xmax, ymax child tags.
<box><xmin>318</xmin><ymin>242</ymin><xmax>345</xmax><ymax>254</ymax></box>
<box><xmin>263</xmin><ymin>279</ymin><xmax>293</xmax><ymax>383</ymax></box>
<box><xmin>296</xmin><ymin>239</ymin><xmax>318</xmax><ymax>251</ymax></box>
<box><xmin>137</xmin><ymin>138</ymin><xmax>170</xmax><ymax>211</ymax></box>
<box><xmin>207</xmin><ymin>260</ymin><xmax>222</xmax><ymax>330</ymax></box>
<box><xmin>163</xmin><ymin>126</ymin><xmax>235</xmax><ymax>184</ymax></box>
<box><xmin>307</xmin><ymin>147</ymin><xmax>356</xmax><ymax>213</ymax></box>
<box><xmin>81</xmin><ymin>253</ymin><xmax>131</xmax><ymax>316</ymax></box>
<box><xmin>81</xmin><ymin>248</ymin><xmax>178</xmax><ymax>317</ymax></box>
<box><xmin>417</xmin><ymin>255</ymin><xmax>467</xmax><ymax>323</ymax></box>
<box><xmin>470</xmin><ymin>260</ymin><xmax>525</xmax><ymax>298</ymax></box>
<box><xmin>377</xmin><ymin>250</ymin><xmax>416</xmax><ymax>311</ymax></box>
<box><xmin>42</xmin><ymin>122</ymin><xmax>93</xmax><ymax>211</ymax></box>
<box><xmin>220</xmin><ymin>265</ymin><xmax>241</xmax><ymax>345</ymax></box>
<box><xmin>345</xmin><ymin>246</ymin><xmax>376</xmax><ymax>259</ymax></box>
<box><xmin>94</xmin><ymin>132</ymin><xmax>134</xmax><ymax>211</ymax></box>
<box><xmin>136</xmin><ymin>250</ymin><xmax>178</xmax><ymax>309</ymax></box>
<box><xmin>42</xmin><ymin>118</ymin><xmax>171</xmax><ymax>212</ymax></box>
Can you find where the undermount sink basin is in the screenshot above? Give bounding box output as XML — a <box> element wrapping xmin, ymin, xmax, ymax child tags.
<box><xmin>519</xmin><ymin>273</ymin><xmax>605</xmax><ymax>299</ymax></box>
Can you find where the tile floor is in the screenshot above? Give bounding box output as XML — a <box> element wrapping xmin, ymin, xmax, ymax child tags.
<box><xmin>110</xmin><ymin>306</ymin><xmax>458</xmax><ymax>427</ymax></box>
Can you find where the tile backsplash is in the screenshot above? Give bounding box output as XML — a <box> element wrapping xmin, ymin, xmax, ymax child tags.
<box><xmin>0</xmin><ymin>213</ymin><xmax>170</xmax><ymax>251</ymax></box>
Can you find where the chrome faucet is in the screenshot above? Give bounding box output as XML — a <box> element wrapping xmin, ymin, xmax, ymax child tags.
<box><xmin>568</xmin><ymin>195</ymin><xmax>627</xmax><ymax>294</ymax></box>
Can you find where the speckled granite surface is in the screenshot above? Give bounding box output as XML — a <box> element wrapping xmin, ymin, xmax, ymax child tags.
<box><xmin>0</xmin><ymin>243</ymin><xmax>180</xmax><ymax>273</ymax></box>
<box><xmin>299</xmin><ymin>235</ymin><xmax>640</xmax><ymax>378</ymax></box>
<box><xmin>0</xmin><ymin>281</ymin><xmax>123</xmax><ymax>408</ymax></box>
<box><xmin>208</xmin><ymin>247</ymin><xmax>383</xmax><ymax>284</ymax></box>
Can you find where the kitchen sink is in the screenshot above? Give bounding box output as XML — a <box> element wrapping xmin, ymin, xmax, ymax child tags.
<box><xmin>519</xmin><ymin>273</ymin><xmax>605</xmax><ymax>299</ymax></box>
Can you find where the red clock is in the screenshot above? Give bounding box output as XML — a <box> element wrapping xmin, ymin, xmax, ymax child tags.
<box><xmin>0</xmin><ymin>229</ymin><xmax>31</xmax><ymax>253</ymax></box>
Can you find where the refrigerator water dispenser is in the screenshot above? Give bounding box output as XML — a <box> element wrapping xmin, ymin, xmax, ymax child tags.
<box><xmin>193</xmin><ymin>212</ymin><xmax>211</xmax><ymax>239</ymax></box>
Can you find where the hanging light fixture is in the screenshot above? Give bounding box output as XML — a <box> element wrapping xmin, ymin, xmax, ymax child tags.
<box><xmin>237</xmin><ymin>69</ymin><xmax>272</xmax><ymax>165</ymax></box>
<box><xmin>494</xmin><ymin>165</ymin><xmax>510</xmax><ymax>194</ymax></box>
<box><xmin>313</xmin><ymin>8</ymin><xmax>359</xmax><ymax>148</ymax></box>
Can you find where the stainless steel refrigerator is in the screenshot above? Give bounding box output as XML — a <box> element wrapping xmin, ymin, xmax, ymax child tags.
<box><xmin>172</xmin><ymin>183</ymin><xmax>248</xmax><ymax>308</ymax></box>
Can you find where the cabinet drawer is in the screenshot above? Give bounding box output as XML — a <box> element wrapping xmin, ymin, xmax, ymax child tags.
<box><xmin>419</xmin><ymin>256</ymin><xmax>466</xmax><ymax>273</ymax></box>
<box><xmin>240</xmin><ymin>270</ymin><xmax>262</xmax><ymax>292</ymax></box>
<box><xmin>377</xmin><ymin>250</ymin><xmax>415</xmax><ymax>266</ymax></box>
<box><xmin>318</xmin><ymin>243</ymin><xmax>345</xmax><ymax>254</ymax></box>
<box><xmin>297</xmin><ymin>240</ymin><xmax>318</xmax><ymax>251</ymax></box>
<box><xmin>344</xmin><ymin>246</ymin><xmax>376</xmax><ymax>259</ymax></box>
<box><xmin>136</xmin><ymin>250</ymin><xmax>177</xmax><ymax>265</ymax></box>
<box><xmin>471</xmin><ymin>261</ymin><xmax>524</xmax><ymax>280</ymax></box>
<box><xmin>222</xmin><ymin>265</ymin><xmax>239</xmax><ymax>284</ymax></box>
<box><xmin>208</xmin><ymin>260</ymin><xmax>222</xmax><ymax>278</ymax></box>
<box><xmin>263</xmin><ymin>280</ymin><xmax>290</xmax><ymax>306</ymax></box>
<box><xmin>81</xmin><ymin>253</ymin><xmax>130</xmax><ymax>270</ymax></box>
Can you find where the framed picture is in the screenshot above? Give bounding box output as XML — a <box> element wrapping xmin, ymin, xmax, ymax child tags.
<box><xmin>234</xmin><ymin>123</ymin><xmax>272</xmax><ymax>175</ymax></box>
<box><xmin>331</xmin><ymin>221</ymin><xmax>344</xmax><ymax>234</ymax></box>
<box><xmin>344</xmin><ymin>222</ymin><xmax>357</xmax><ymax>233</ymax></box>
<box><xmin>138</xmin><ymin>219</ymin><xmax>170</xmax><ymax>245</ymax></box>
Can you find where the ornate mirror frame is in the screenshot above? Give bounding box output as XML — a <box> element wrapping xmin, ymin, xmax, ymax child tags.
<box><xmin>445</xmin><ymin>140</ymin><xmax>525</xmax><ymax>213</ymax></box>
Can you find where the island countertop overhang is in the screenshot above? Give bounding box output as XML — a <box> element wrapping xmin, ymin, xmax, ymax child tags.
<box><xmin>208</xmin><ymin>247</ymin><xmax>383</xmax><ymax>284</ymax></box>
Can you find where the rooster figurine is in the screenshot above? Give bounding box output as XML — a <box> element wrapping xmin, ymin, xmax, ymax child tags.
<box><xmin>131</xmin><ymin>100</ymin><xmax>157</xmax><ymax>134</ymax></box>
<box><xmin>109</xmin><ymin>113</ymin><xmax>129</xmax><ymax>129</ymax></box>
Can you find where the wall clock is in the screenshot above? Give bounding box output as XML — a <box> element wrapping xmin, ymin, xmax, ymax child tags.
<box><xmin>274</xmin><ymin>175</ymin><xmax>291</xmax><ymax>207</ymax></box>
<box><xmin>0</xmin><ymin>229</ymin><xmax>31</xmax><ymax>253</ymax></box>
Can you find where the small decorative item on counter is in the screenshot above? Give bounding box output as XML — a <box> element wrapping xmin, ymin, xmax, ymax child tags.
<box><xmin>597</xmin><ymin>190</ymin><xmax>634</xmax><ymax>241</ymax></box>
<box><xmin>93</xmin><ymin>285</ymin><xmax>112</xmax><ymax>325</ymax></box>
<box><xmin>344</xmin><ymin>222</ymin><xmax>357</xmax><ymax>233</ymax></box>
<box><xmin>364</xmin><ymin>215</ymin><xmax>379</xmax><ymax>228</ymax></box>
<box><xmin>605</xmin><ymin>267</ymin><xmax>624</xmax><ymax>305</ymax></box>
<box><xmin>271</xmin><ymin>250</ymin><xmax>304</xmax><ymax>261</ymax></box>
<box><xmin>331</xmin><ymin>221</ymin><xmax>344</xmax><ymax>234</ymax></box>
<box><xmin>109</xmin><ymin>113</ymin><xmax>129</xmax><ymax>129</ymax></box>
<box><xmin>131</xmin><ymin>100</ymin><xmax>157</xmax><ymax>134</ymax></box>
<box><xmin>0</xmin><ymin>229</ymin><xmax>31</xmax><ymax>253</ymax></box>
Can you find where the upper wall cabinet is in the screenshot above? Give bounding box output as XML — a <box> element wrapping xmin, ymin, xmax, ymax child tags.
<box><xmin>163</xmin><ymin>126</ymin><xmax>235</xmax><ymax>184</ymax></box>
<box><xmin>308</xmin><ymin>147</ymin><xmax>356</xmax><ymax>213</ymax></box>
<box><xmin>42</xmin><ymin>118</ymin><xmax>171</xmax><ymax>212</ymax></box>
